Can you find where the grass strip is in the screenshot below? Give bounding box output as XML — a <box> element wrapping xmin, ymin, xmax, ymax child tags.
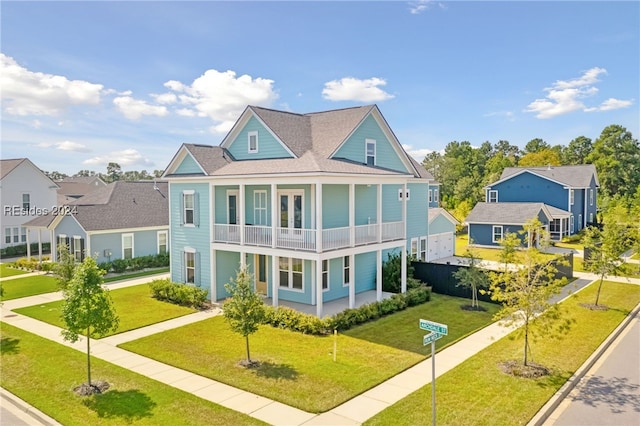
<box><xmin>0</xmin><ymin>323</ymin><xmax>265</xmax><ymax>426</ymax></box>
<box><xmin>120</xmin><ymin>294</ymin><xmax>498</xmax><ymax>413</ymax></box>
<box><xmin>14</xmin><ymin>284</ymin><xmax>196</xmax><ymax>336</ymax></box>
<box><xmin>0</xmin><ymin>274</ymin><xmax>59</xmax><ymax>300</ymax></box>
<box><xmin>0</xmin><ymin>263</ymin><xmax>30</xmax><ymax>278</ymax></box>
<box><xmin>103</xmin><ymin>268</ymin><xmax>169</xmax><ymax>283</ymax></box>
<box><xmin>364</xmin><ymin>280</ymin><xmax>640</xmax><ymax>425</ymax></box>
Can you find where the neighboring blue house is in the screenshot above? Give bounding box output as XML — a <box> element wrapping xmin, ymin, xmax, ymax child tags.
<box><xmin>465</xmin><ymin>202</ymin><xmax>570</xmax><ymax>248</ymax></box>
<box><xmin>428</xmin><ymin>182</ymin><xmax>440</xmax><ymax>208</ymax></box>
<box><xmin>469</xmin><ymin>165</ymin><xmax>599</xmax><ymax>245</ymax></box>
<box><xmin>162</xmin><ymin>105</ymin><xmax>434</xmax><ymax>317</ymax></box>
<box><xmin>25</xmin><ymin>181</ymin><xmax>169</xmax><ymax>263</ymax></box>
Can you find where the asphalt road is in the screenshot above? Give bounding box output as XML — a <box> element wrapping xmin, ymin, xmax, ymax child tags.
<box><xmin>544</xmin><ymin>309</ymin><xmax>640</xmax><ymax>425</ymax></box>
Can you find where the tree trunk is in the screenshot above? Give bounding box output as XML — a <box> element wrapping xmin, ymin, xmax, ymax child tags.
<box><xmin>245</xmin><ymin>335</ymin><xmax>251</xmax><ymax>363</ymax></box>
<box><xmin>594</xmin><ymin>275</ymin><xmax>604</xmax><ymax>306</ymax></box>
<box><xmin>86</xmin><ymin>327</ymin><xmax>92</xmax><ymax>386</ymax></box>
<box><xmin>523</xmin><ymin>321</ymin><xmax>529</xmax><ymax>366</ymax></box>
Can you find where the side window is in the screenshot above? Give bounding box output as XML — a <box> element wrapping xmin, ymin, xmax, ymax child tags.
<box><xmin>22</xmin><ymin>193</ymin><xmax>30</xmax><ymax>211</ymax></box>
<box><xmin>182</xmin><ymin>190</ymin><xmax>198</xmax><ymax>226</ymax></box>
<box><xmin>365</xmin><ymin>139</ymin><xmax>376</xmax><ymax>166</ymax></box>
<box><xmin>343</xmin><ymin>256</ymin><xmax>350</xmax><ymax>287</ymax></box>
<box><xmin>492</xmin><ymin>226</ymin><xmax>503</xmax><ymax>243</ymax></box>
<box><xmin>488</xmin><ymin>190</ymin><xmax>497</xmax><ymax>203</ymax></box>
<box><xmin>184</xmin><ymin>249</ymin><xmax>196</xmax><ymax>284</ymax></box>
<box><xmin>248</xmin><ymin>131</ymin><xmax>258</xmax><ymax>153</ymax></box>
<box><xmin>322</xmin><ymin>259</ymin><xmax>329</xmax><ymax>290</ymax></box>
<box><xmin>122</xmin><ymin>233</ymin><xmax>134</xmax><ymax>259</ymax></box>
<box><xmin>157</xmin><ymin>231</ymin><xmax>168</xmax><ymax>254</ymax></box>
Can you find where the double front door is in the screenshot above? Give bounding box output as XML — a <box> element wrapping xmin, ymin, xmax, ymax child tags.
<box><xmin>279</xmin><ymin>191</ymin><xmax>303</xmax><ymax>234</ymax></box>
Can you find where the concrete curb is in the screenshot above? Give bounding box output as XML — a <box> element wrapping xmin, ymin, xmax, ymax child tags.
<box><xmin>0</xmin><ymin>387</ymin><xmax>62</xmax><ymax>425</ymax></box>
<box><xmin>527</xmin><ymin>301</ymin><xmax>640</xmax><ymax>426</ymax></box>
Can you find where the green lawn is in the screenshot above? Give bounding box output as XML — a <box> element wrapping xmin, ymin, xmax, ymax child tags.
<box><xmin>0</xmin><ymin>275</ymin><xmax>59</xmax><ymax>300</ymax></box>
<box><xmin>0</xmin><ymin>323</ymin><xmax>265</xmax><ymax>426</ymax></box>
<box><xmin>120</xmin><ymin>294</ymin><xmax>498</xmax><ymax>413</ymax></box>
<box><xmin>553</xmin><ymin>241</ymin><xmax>583</xmax><ymax>251</ymax></box>
<box><xmin>575</xmin><ymin>256</ymin><xmax>640</xmax><ymax>278</ymax></box>
<box><xmin>14</xmin><ymin>284</ymin><xmax>196</xmax><ymax>336</ymax></box>
<box><xmin>103</xmin><ymin>268</ymin><xmax>169</xmax><ymax>283</ymax></box>
<box><xmin>456</xmin><ymin>235</ymin><xmax>556</xmax><ymax>263</ymax></box>
<box><xmin>365</xmin><ymin>281</ymin><xmax>640</xmax><ymax>425</ymax></box>
<box><xmin>0</xmin><ymin>263</ymin><xmax>30</xmax><ymax>278</ymax></box>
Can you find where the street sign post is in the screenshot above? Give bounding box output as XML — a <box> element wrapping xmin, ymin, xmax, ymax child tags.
<box><xmin>420</xmin><ymin>319</ymin><xmax>448</xmax><ymax>426</ymax></box>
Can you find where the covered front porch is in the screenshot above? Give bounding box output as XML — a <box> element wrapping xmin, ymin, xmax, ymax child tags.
<box><xmin>262</xmin><ymin>289</ymin><xmax>396</xmax><ymax>318</ymax></box>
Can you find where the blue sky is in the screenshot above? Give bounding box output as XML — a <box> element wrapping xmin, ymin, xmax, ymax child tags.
<box><xmin>1</xmin><ymin>1</ymin><xmax>638</xmax><ymax>175</ymax></box>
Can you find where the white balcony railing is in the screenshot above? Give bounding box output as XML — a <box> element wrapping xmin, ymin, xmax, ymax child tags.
<box><xmin>213</xmin><ymin>221</ymin><xmax>405</xmax><ymax>251</ymax></box>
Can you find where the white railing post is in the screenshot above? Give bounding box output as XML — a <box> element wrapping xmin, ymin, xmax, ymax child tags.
<box><xmin>317</xmin><ymin>183</ymin><xmax>323</xmax><ymax>253</ymax></box>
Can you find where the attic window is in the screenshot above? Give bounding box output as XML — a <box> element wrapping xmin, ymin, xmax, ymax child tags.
<box><xmin>248</xmin><ymin>131</ymin><xmax>258</xmax><ymax>153</ymax></box>
<box><xmin>365</xmin><ymin>139</ymin><xmax>376</xmax><ymax>166</ymax></box>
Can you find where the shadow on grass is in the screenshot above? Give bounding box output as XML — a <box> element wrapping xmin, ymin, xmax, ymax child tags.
<box><xmin>569</xmin><ymin>375</ymin><xmax>640</xmax><ymax>414</ymax></box>
<box><xmin>0</xmin><ymin>337</ymin><xmax>20</xmax><ymax>354</ymax></box>
<box><xmin>535</xmin><ymin>370</ymin><xmax>571</xmax><ymax>389</ymax></box>
<box><xmin>83</xmin><ymin>389</ymin><xmax>156</xmax><ymax>423</ymax></box>
<box><xmin>253</xmin><ymin>362</ymin><xmax>299</xmax><ymax>381</ymax></box>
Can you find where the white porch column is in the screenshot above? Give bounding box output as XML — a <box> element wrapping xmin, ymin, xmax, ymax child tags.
<box><xmin>239</xmin><ymin>183</ymin><xmax>245</xmax><ymax>245</ymax></box>
<box><xmin>26</xmin><ymin>229</ymin><xmax>31</xmax><ymax>258</ymax></box>
<box><xmin>376</xmin><ymin>249</ymin><xmax>383</xmax><ymax>301</ymax></box>
<box><xmin>401</xmin><ymin>247</ymin><xmax>407</xmax><ymax>293</ymax></box>
<box><xmin>51</xmin><ymin>230</ymin><xmax>57</xmax><ymax>262</ymax></box>
<box><xmin>211</xmin><ymin>249</ymin><xmax>217</xmax><ymax>302</ymax></box>
<box><xmin>349</xmin><ymin>184</ymin><xmax>355</xmax><ymax>247</ymax></box>
<box><xmin>240</xmin><ymin>251</ymin><xmax>246</xmax><ymax>269</ymax></box>
<box><xmin>349</xmin><ymin>254</ymin><xmax>355</xmax><ymax>309</ymax></box>
<box><xmin>402</xmin><ymin>182</ymin><xmax>407</xmax><ymax>239</ymax></box>
<box><xmin>37</xmin><ymin>230</ymin><xmax>43</xmax><ymax>262</ymax></box>
<box><xmin>316</xmin><ymin>259</ymin><xmax>323</xmax><ymax>317</ymax></box>
<box><xmin>377</xmin><ymin>184</ymin><xmax>383</xmax><ymax>243</ymax></box>
<box><xmin>316</xmin><ymin>183</ymin><xmax>323</xmax><ymax>253</ymax></box>
<box><xmin>271</xmin><ymin>183</ymin><xmax>277</xmax><ymax>249</ymax></box>
<box><xmin>272</xmin><ymin>255</ymin><xmax>279</xmax><ymax>307</ymax></box>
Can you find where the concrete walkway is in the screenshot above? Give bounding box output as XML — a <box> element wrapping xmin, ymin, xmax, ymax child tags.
<box><xmin>1</xmin><ymin>273</ymin><xmax>637</xmax><ymax>425</ymax></box>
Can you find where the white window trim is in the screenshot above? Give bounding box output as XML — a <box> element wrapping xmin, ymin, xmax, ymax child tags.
<box><xmin>182</xmin><ymin>190</ymin><xmax>195</xmax><ymax>227</ymax></box>
<box><xmin>419</xmin><ymin>236</ymin><xmax>427</xmax><ymax>262</ymax></box>
<box><xmin>12</xmin><ymin>227</ymin><xmax>19</xmax><ymax>243</ymax></box>
<box><xmin>343</xmin><ymin>256</ymin><xmax>350</xmax><ymax>287</ymax></box>
<box><xmin>73</xmin><ymin>236</ymin><xmax>83</xmax><ymax>261</ymax></box>
<box><xmin>590</xmin><ymin>188</ymin><xmax>594</xmax><ymax>206</ymax></box>
<box><xmin>157</xmin><ymin>230</ymin><xmax>168</xmax><ymax>254</ymax></box>
<box><xmin>428</xmin><ymin>189</ymin><xmax>433</xmax><ymax>203</ymax></box>
<box><xmin>122</xmin><ymin>233</ymin><xmax>134</xmax><ymax>259</ymax></box>
<box><xmin>227</xmin><ymin>189</ymin><xmax>239</xmax><ymax>225</ymax></box>
<box><xmin>411</xmin><ymin>237</ymin><xmax>419</xmax><ymax>258</ymax></box>
<box><xmin>434</xmin><ymin>189</ymin><xmax>439</xmax><ymax>203</ymax></box>
<box><xmin>488</xmin><ymin>190</ymin><xmax>498</xmax><ymax>203</ymax></box>
<box><xmin>398</xmin><ymin>188</ymin><xmax>410</xmax><ymax>201</ymax></box>
<box><xmin>570</xmin><ymin>189</ymin><xmax>575</xmax><ymax>206</ymax></box>
<box><xmin>492</xmin><ymin>225</ymin><xmax>503</xmax><ymax>243</ymax></box>
<box><xmin>20</xmin><ymin>227</ymin><xmax>27</xmax><ymax>243</ymax></box>
<box><xmin>279</xmin><ymin>257</ymin><xmax>304</xmax><ymax>292</ymax></box>
<box><xmin>365</xmin><ymin>138</ymin><xmax>376</xmax><ymax>166</ymax></box>
<box><xmin>22</xmin><ymin>193</ymin><xmax>30</xmax><ymax>211</ymax></box>
<box><xmin>248</xmin><ymin>131</ymin><xmax>258</xmax><ymax>153</ymax></box>
<box><xmin>253</xmin><ymin>190</ymin><xmax>267</xmax><ymax>226</ymax></box>
<box><xmin>322</xmin><ymin>259</ymin><xmax>329</xmax><ymax>292</ymax></box>
<box><xmin>184</xmin><ymin>247</ymin><xmax>196</xmax><ymax>284</ymax></box>
<box><xmin>578</xmin><ymin>214</ymin><xmax>583</xmax><ymax>230</ymax></box>
<box><xmin>589</xmin><ymin>212</ymin><xmax>593</xmax><ymax>223</ymax></box>
<box><xmin>5</xmin><ymin>227</ymin><xmax>12</xmax><ymax>244</ymax></box>
<box><xmin>570</xmin><ymin>215</ymin><xmax>574</xmax><ymax>231</ymax></box>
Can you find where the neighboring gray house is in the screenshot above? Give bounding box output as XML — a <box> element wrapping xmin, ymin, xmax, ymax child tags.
<box><xmin>56</xmin><ymin>175</ymin><xmax>107</xmax><ymax>204</ymax></box>
<box><xmin>465</xmin><ymin>202</ymin><xmax>570</xmax><ymax>248</ymax></box>
<box><xmin>25</xmin><ymin>181</ymin><xmax>169</xmax><ymax>263</ymax></box>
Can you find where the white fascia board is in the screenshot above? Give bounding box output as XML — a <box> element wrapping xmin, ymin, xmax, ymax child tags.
<box><xmin>87</xmin><ymin>225</ymin><xmax>168</xmax><ymax>236</ymax></box>
<box><xmin>162</xmin><ymin>145</ymin><xmax>207</xmax><ymax>177</ymax></box>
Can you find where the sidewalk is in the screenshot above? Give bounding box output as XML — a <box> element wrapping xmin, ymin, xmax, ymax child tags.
<box><xmin>0</xmin><ymin>273</ymin><xmax>635</xmax><ymax>425</ymax></box>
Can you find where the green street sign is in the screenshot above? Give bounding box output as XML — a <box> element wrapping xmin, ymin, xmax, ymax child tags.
<box><xmin>423</xmin><ymin>332</ymin><xmax>443</xmax><ymax>346</ymax></box>
<box><xmin>419</xmin><ymin>319</ymin><xmax>448</xmax><ymax>335</ymax></box>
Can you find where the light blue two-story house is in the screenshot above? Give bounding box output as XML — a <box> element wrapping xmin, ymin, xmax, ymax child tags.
<box><xmin>465</xmin><ymin>165</ymin><xmax>599</xmax><ymax>247</ymax></box>
<box><xmin>162</xmin><ymin>105</ymin><xmax>434</xmax><ymax>317</ymax></box>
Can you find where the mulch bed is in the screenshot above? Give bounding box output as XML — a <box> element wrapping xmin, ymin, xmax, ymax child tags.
<box><xmin>498</xmin><ymin>360</ymin><xmax>551</xmax><ymax>378</ymax></box>
<box><xmin>73</xmin><ymin>380</ymin><xmax>110</xmax><ymax>396</ymax></box>
<box><xmin>579</xmin><ymin>303</ymin><xmax>609</xmax><ymax>311</ymax></box>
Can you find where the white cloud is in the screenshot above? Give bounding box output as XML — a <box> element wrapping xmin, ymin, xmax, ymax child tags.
<box><xmin>36</xmin><ymin>140</ymin><xmax>91</xmax><ymax>153</ymax></box>
<box><xmin>152</xmin><ymin>92</ymin><xmax>177</xmax><ymax>104</ymax></box>
<box><xmin>402</xmin><ymin>144</ymin><xmax>435</xmax><ymax>162</ymax></box>
<box><xmin>409</xmin><ymin>0</ymin><xmax>437</xmax><ymax>15</ymax></box>
<box><xmin>322</xmin><ymin>77</ymin><xmax>394</xmax><ymax>102</ymax></box>
<box><xmin>0</xmin><ymin>53</ymin><xmax>103</xmax><ymax>116</ymax></box>
<box><xmin>163</xmin><ymin>69</ymin><xmax>278</xmax><ymax>133</ymax></box>
<box><xmin>113</xmin><ymin>96</ymin><xmax>169</xmax><ymax>120</ymax></box>
<box><xmin>83</xmin><ymin>148</ymin><xmax>153</xmax><ymax>167</ymax></box>
<box><xmin>525</xmin><ymin>67</ymin><xmax>633</xmax><ymax>119</ymax></box>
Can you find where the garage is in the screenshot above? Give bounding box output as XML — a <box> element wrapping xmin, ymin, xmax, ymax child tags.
<box><xmin>428</xmin><ymin>232</ymin><xmax>454</xmax><ymax>261</ymax></box>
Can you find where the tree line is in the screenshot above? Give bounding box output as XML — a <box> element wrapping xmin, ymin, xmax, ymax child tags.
<box><xmin>422</xmin><ymin>124</ymin><xmax>640</xmax><ymax>223</ymax></box>
<box><xmin>45</xmin><ymin>162</ymin><xmax>164</xmax><ymax>184</ymax></box>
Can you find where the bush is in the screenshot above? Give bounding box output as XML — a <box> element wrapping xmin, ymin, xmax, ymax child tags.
<box><xmin>263</xmin><ymin>306</ymin><xmax>332</xmax><ymax>335</ymax></box>
<box><xmin>382</xmin><ymin>251</ymin><xmax>422</xmax><ymax>292</ymax></box>
<box><xmin>148</xmin><ymin>278</ymin><xmax>207</xmax><ymax>309</ymax></box>
<box><xmin>111</xmin><ymin>258</ymin><xmax>129</xmax><ymax>273</ymax></box>
<box><xmin>98</xmin><ymin>262</ymin><xmax>112</xmax><ymax>273</ymax></box>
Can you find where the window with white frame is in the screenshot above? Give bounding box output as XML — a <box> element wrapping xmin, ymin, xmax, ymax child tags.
<box><xmin>398</xmin><ymin>188</ymin><xmax>410</xmax><ymax>201</ymax></box>
<box><xmin>22</xmin><ymin>193</ymin><xmax>30</xmax><ymax>211</ymax></box>
<box><xmin>411</xmin><ymin>238</ymin><xmax>419</xmax><ymax>258</ymax></box>
<box><xmin>20</xmin><ymin>227</ymin><xmax>26</xmax><ymax>243</ymax></box>
<box><xmin>5</xmin><ymin>228</ymin><xmax>11</xmax><ymax>244</ymax></box>
<box><xmin>227</xmin><ymin>190</ymin><xmax>239</xmax><ymax>225</ymax></box>
<box><xmin>182</xmin><ymin>190</ymin><xmax>195</xmax><ymax>225</ymax></box>
<box><xmin>570</xmin><ymin>189</ymin><xmax>575</xmax><ymax>205</ymax></box>
<box><xmin>184</xmin><ymin>248</ymin><xmax>196</xmax><ymax>284</ymax></box>
<box><xmin>428</xmin><ymin>190</ymin><xmax>433</xmax><ymax>203</ymax></box>
<box><xmin>419</xmin><ymin>236</ymin><xmax>427</xmax><ymax>261</ymax></box>
<box><xmin>248</xmin><ymin>131</ymin><xmax>258</xmax><ymax>153</ymax></box>
<box><xmin>589</xmin><ymin>213</ymin><xmax>593</xmax><ymax>223</ymax></box>
<box><xmin>343</xmin><ymin>256</ymin><xmax>350</xmax><ymax>287</ymax></box>
<box><xmin>322</xmin><ymin>259</ymin><xmax>329</xmax><ymax>290</ymax></box>
<box><xmin>578</xmin><ymin>214</ymin><xmax>582</xmax><ymax>230</ymax></box>
<box><xmin>122</xmin><ymin>233</ymin><xmax>134</xmax><ymax>259</ymax></box>
<box><xmin>590</xmin><ymin>188</ymin><xmax>594</xmax><ymax>206</ymax></box>
<box><xmin>365</xmin><ymin>139</ymin><xmax>376</xmax><ymax>166</ymax></box>
<box><xmin>570</xmin><ymin>215</ymin><xmax>574</xmax><ymax>231</ymax></box>
<box><xmin>254</xmin><ymin>190</ymin><xmax>267</xmax><ymax>225</ymax></box>
<box><xmin>488</xmin><ymin>190</ymin><xmax>498</xmax><ymax>203</ymax></box>
<box><xmin>157</xmin><ymin>231</ymin><xmax>168</xmax><ymax>254</ymax></box>
<box><xmin>12</xmin><ymin>227</ymin><xmax>19</xmax><ymax>243</ymax></box>
<box><xmin>434</xmin><ymin>189</ymin><xmax>439</xmax><ymax>203</ymax></box>
<box><xmin>73</xmin><ymin>236</ymin><xmax>84</xmax><ymax>261</ymax></box>
<box><xmin>279</xmin><ymin>257</ymin><xmax>303</xmax><ymax>290</ymax></box>
<box><xmin>492</xmin><ymin>225</ymin><xmax>503</xmax><ymax>243</ymax></box>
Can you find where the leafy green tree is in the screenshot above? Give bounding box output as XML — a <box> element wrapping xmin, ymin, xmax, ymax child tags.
<box><xmin>518</xmin><ymin>149</ymin><xmax>561</xmax><ymax>167</ymax></box>
<box><xmin>524</xmin><ymin>138</ymin><xmax>550</xmax><ymax>154</ymax></box>
<box><xmin>498</xmin><ymin>232</ymin><xmax>520</xmax><ymax>272</ymax></box>
<box><xmin>587</xmin><ymin>125</ymin><xmax>640</xmax><ymax>197</ymax></box>
<box><xmin>561</xmin><ymin>136</ymin><xmax>593</xmax><ymax>165</ymax></box>
<box><xmin>583</xmin><ymin>223</ymin><xmax>627</xmax><ymax>307</ymax></box>
<box><xmin>54</xmin><ymin>243</ymin><xmax>76</xmax><ymax>290</ymax></box>
<box><xmin>61</xmin><ymin>257</ymin><xmax>119</xmax><ymax>392</ymax></box>
<box><xmin>489</xmin><ymin>218</ymin><xmax>569</xmax><ymax>367</ymax></box>
<box><xmin>223</xmin><ymin>267</ymin><xmax>266</xmax><ymax>365</ymax></box>
<box><xmin>106</xmin><ymin>162</ymin><xmax>122</xmax><ymax>183</ymax></box>
<box><xmin>452</xmin><ymin>247</ymin><xmax>488</xmax><ymax>310</ymax></box>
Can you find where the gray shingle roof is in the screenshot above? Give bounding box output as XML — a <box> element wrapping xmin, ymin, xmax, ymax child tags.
<box><xmin>499</xmin><ymin>164</ymin><xmax>599</xmax><ymax>188</ymax></box>
<box><xmin>69</xmin><ymin>181</ymin><xmax>169</xmax><ymax>231</ymax></box>
<box><xmin>182</xmin><ymin>144</ymin><xmax>233</xmax><ymax>175</ymax></box>
<box><xmin>0</xmin><ymin>159</ymin><xmax>26</xmax><ymax>180</ymax></box>
<box><xmin>465</xmin><ymin>202</ymin><xmax>569</xmax><ymax>225</ymax></box>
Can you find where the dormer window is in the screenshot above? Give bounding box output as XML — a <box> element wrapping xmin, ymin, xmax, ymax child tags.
<box><xmin>488</xmin><ymin>190</ymin><xmax>497</xmax><ymax>203</ymax></box>
<box><xmin>248</xmin><ymin>131</ymin><xmax>258</xmax><ymax>153</ymax></box>
<box><xmin>365</xmin><ymin>139</ymin><xmax>376</xmax><ymax>166</ymax></box>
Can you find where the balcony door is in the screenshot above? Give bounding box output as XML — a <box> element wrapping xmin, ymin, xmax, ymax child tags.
<box><xmin>279</xmin><ymin>191</ymin><xmax>303</xmax><ymax>236</ymax></box>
